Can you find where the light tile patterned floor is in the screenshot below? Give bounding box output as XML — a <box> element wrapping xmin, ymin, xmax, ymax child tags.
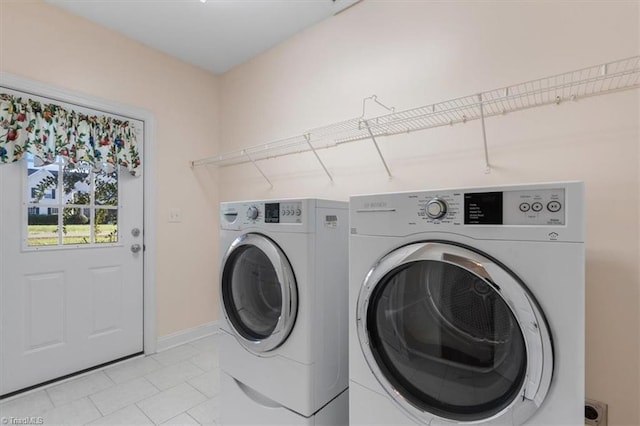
<box><xmin>0</xmin><ymin>334</ymin><xmax>221</xmax><ymax>425</ymax></box>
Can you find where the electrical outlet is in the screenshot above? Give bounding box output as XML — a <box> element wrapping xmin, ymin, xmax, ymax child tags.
<box><xmin>169</xmin><ymin>208</ymin><xmax>182</xmax><ymax>223</ymax></box>
<box><xmin>585</xmin><ymin>399</ymin><xmax>607</xmax><ymax>426</ymax></box>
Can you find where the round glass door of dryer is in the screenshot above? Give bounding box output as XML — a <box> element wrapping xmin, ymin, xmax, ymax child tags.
<box><xmin>357</xmin><ymin>242</ymin><xmax>553</xmax><ymax>424</ymax></box>
<box><xmin>221</xmin><ymin>233</ymin><xmax>297</xmax><ymax>353</ymax></box>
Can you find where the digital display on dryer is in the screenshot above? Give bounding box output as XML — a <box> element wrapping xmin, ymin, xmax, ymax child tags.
<box><xmin>265</xmin><ymin>203</ymin><xmax>280</xmax><ymax>223</ymax></box>
<box><xmin>464</xmin><ymin>192</ymin><xmax>503</xmax><ymax>225</ymax></box>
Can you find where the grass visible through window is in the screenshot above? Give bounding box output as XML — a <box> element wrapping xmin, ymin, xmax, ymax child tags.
<box><xmin>27</xmin><ymin>224</ymin><xmax>118</xmax><ymax>246</ymax></box>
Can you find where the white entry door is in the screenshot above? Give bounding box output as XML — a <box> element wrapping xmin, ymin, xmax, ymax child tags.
<box><xmin>0</xmin><ymin>95</ymin><xmax>144</xmax><ymax>396</ymax></box>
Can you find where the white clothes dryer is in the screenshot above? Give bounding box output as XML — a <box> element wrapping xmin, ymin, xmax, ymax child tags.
<box><xmin>349</xmin><ymin>182</ymin><xmax>584</xmax><ymax>425</ymax></box>
<box><xmin>219</xmin><ymin>199</ymin><xmax>349</xmax><ymax>425</ymax></box>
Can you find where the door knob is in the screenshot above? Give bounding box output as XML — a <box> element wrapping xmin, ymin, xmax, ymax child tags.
<box><xmin>131</xmin><ymin>244</ymin><xmax>142</xmax><ymax>253</ymax></box>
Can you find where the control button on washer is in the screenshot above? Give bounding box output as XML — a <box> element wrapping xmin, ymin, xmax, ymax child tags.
<box><xmin>531</xmin><ymin>202</ymin><xmax>543</xmax><ymax>212</ymax></box>
<box><xmin>547</xmin><ymin>201</ymin><xmax>562</xmax><ymax>212</ymax></box>
<box><xmin>247</xmin><ymin>206</ymin><xmax>259</xmax><ymax>220</ymax></box>
<box><xmin>519</xmin><ymin>202</ymin><xmax>531</xmax><ymax>212</ymax></box>
<box><xmin>296</xmin><ymin>209</ymin><xmax>301</xmax><ymax>216</ymax></box>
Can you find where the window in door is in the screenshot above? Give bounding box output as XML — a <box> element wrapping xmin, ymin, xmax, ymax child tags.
<box><xmin>25</xmin><ymin>153</ymin><xmax>119</xmax><ymax>248</ymax></box>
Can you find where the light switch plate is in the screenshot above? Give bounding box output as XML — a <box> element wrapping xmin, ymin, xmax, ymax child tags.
<box><xmin>169</xmin><ymin>208</ymin><xmax>182</xmax><ymax>223</ymax></box>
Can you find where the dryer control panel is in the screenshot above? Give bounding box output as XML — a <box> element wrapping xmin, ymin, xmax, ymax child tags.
<box><xmin>412</xmin><ymin>188</ymin><xmax>564</xmax><ymax>226</ymax></box>
<box><xmin>465</xmin><ymin>188</ymin><xmax>565</xmax><ymax>226</ymax></box>
<box><xmin>351</xmin><ymin>182</ymin><xmax>581</xmax><ymax>242</ymax></box>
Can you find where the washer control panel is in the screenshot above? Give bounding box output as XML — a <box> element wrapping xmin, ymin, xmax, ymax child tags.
<box><xmin>246</xmin><ymin>206</ymin><xmax>259</xmax><ymax>220</ymax></box>
<box><xmin>413</xmin><ymin>188</ymin><xmax>565</xmax><ymax>226</ymax></box>
<box><xmin>221</xmin><ymin>201</ymin><xmax>304</xmax><ymax>225</ymax></box>
<box><xmin>265</xmin><ymin>201</ymin><xmax>303</xmax><ymax>224</ymax></box>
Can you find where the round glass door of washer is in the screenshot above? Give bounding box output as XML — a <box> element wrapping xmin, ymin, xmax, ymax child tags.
<box><xmin>221</xmin><ymin>233</ymin><xmax>297</xmax><ymax>353</ymax></box>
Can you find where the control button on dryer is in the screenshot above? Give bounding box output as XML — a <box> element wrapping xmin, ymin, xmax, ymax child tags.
<box><xmin>519</xmin><ymin>202</ymin><xmax>531</xmax><ymax>212</ymax></box>
<box><xmin>425</xmin><ymin>198</ymin><xmax>447</xmax><ymax>220</ymax></box>
<box><xmin>531</xmin><ymin>202</ymin><xmax>543</xmax><ymax>212</ymax></box>
<box><xmin>547</xmin><ymin>201</ymin><xmax>562</xmax><ymax>212</ymax></box>
<box><xmin>296</xmin><ymin>209</ymin><xmax>301</xmax><ymax>216</ymax></box>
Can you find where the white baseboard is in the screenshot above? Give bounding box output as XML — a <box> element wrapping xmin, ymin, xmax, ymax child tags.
<box><xmin>155</xmin><ymin>321</ymin><xmax>219</xmax><ymax>353</ymax></box>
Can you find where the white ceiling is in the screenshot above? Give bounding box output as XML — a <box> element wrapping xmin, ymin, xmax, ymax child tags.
<box><xmin>45</xmin><ymin>0</ymin><xmax>361</xmax><ymax>75</ymax></box>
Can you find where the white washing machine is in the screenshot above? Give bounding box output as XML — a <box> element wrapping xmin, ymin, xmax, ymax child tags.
<box><xmin>349</xmin><ymin>182</ymin><xmax>584</xmax><ymax>425</ymax></box>
<box><xmin>219</xmin><ymin>199</ymin><xmax>349</xmax><ymax>425</ymax></box>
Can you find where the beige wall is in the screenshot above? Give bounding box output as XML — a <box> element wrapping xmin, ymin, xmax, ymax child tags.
<box><xmin>218</xmin><ymin>1</ymin><xmax>639</xmax><ymax>425</ymax></box>
<box><xmin>0</xmin><ymin>0</ymin><xmax>220</xmax><ymax>337</ymax></box>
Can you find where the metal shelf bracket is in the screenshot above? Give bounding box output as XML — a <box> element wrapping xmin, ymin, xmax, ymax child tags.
<box><xmin>304</xmin><ymin>133</ymin><xmax>333</xmax><ymax>182</ymax></box>
<box><xmin>244</xmin><ymin>150</ymin><xmax>273</xmax><ymax>187</ymax></box>
<box><xmin>361</xmin><ymin>95</ymin><xmax>393</xmax><ymax>178</ymax></box>
<box><xmin>478</xmin><ymin>93</ymin><xmax>491</xmax><ymax>174</ymax></box>
<box><xmin>361</xmin><ymin>94</ymin><xmax>395</xmax><ymax>119</ymax></box>
<box><xmin>363</xmin><ymin>120</ymin><xmax>393</xmax><ymax>178</ymax></box>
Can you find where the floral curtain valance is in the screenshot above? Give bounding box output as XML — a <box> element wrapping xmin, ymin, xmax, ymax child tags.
<box><xmin>0</xmin><ymin>93</ymin><xmax>142</xmax><ymax>176</ymax></box>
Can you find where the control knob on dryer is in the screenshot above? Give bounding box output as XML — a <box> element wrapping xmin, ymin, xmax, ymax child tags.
<box><xmin>247</xmin><ymin>206</ymin><xmax>259</xmax><ymax>220</ymax></box>
<box><xmin>425</xmin><ymin>198</ymin><xmax>447</xmax><ymax>220</ymax></box>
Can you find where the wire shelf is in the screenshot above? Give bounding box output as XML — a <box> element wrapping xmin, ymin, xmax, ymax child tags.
<box><xmin>192</xmin><ymin>56</ymin><xmax>640</xmax><ymax>175</ymax></box>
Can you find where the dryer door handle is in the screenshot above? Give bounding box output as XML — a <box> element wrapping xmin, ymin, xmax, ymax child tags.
<box><xmin>441</xmin><ymin>252</ymin><xmax>494</xmax><ymax>284</ymax></box>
